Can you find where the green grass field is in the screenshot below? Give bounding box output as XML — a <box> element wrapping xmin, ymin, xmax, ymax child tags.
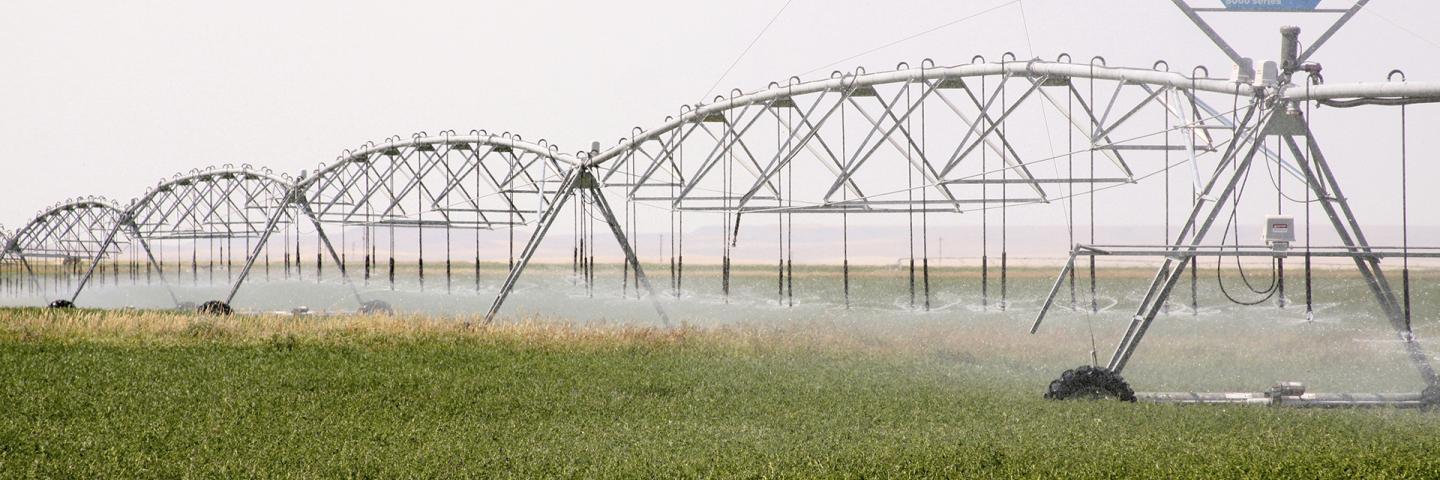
<box><xmin>3</xmin><ymin>309</ymin><xmax>1440</xmax><ymax>478</ymax></box>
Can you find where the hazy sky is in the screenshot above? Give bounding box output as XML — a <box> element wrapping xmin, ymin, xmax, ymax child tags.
<box><xmin>4</xmin><ymin>0</ymin><xmax>1440</xmax><ymax>234</ymax></box>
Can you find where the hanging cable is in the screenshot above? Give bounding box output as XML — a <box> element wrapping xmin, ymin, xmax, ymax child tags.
<box><xmin>776</xmin><ymin>111</ymin><xmax>786</xmax><ymax>304</ymax></box>
<box><xmin>679</xmin><ymin>130</ymin><xmax>686</xmax><ymax>299</ymax></box>
<box><xmin>670</xmin><ymin>133</ymin><xmax>678</xmax><ymax>297</ymax></box>
<box><xmin>981</xmin><ymin>73</ymin><xmax>990</xmax><ymax>310</ymax></box>
<box><xmin>907</xmin><ymin>80</ymin><xmax>917</xmax><ymax>310</ymax></box>
<box><xmin>445</xmin><ymin>209</ymin><xmax>452</xmax><ymax>293</ymax></box>
<box><xmin>786</xmin><ymin>99</ymin><xmax>795</xmax><ymax>307</ymax></box>
<box><xmin>388</xmin><ymin>169</ymin><xmax>396</xmax><ymax>290</ymax></box>
<box><xmin>920</xmin><ymin>68</ymin><xmax>931</xmax><ymax>311</ymax></box>
<box><xmin>315</xmin><ymin>219</ymin><xmax>322</xmax><ymax>285</ymax></box>
<box><xmin>1304</xmin><ymin>79</ymin><xmax>1314</xmax><ymax>321</ymax></box>
<box><xmin>842</xmin><ymin>84</ymin><xmax>851</xmax><ymax>310</ymax></box>
<box><xmin>1000</xmin><ymin>69</ymin><xmax>1009</xmax><ymax>312</ymax></box>
<box><xmin>589</xmin><ymin>182</ymin><xmax>594</xmax><ymax>294</ymax></box>
<box><xmin>1275</xmin><ymin>134</ymin><xmax>1286</xmax><ymax>308</ymax></box>
<box><xmin>1162</xmin><ymin>85</ymin><xmax>1172</xmax><ymax>315</ymax></box>
<box><xmin>1190</xmin><ymin>71</ymin><xmax>1201</xmax><ymax>316</ymax></box>
<box><xmin>625</xmin><ymin>141</ymin><xmax>635</xmax><ymax>299</ymax></box>
<box><xmin>482</xmin><ymin>147</ymin><xmax>491</xmax><ymax>294</ymax></box>
<box><xmin>1394</xmin><ymin>69</ymin><xmax>1413</xmax><ymax>335</ymax></box>
<box><xmin>364</xmin><ymin>168</ymin><xmax>371</xmax><ymax>287</ymax></box>
<box><xmin>1067</xmin><ymin>63</ymin><xmax>1077</xmax><ymax>311</ymax></box>
<box><xmin>1088</xmin><ymin>60</ymin><xmax>1098</xmax><ymax>314</ymax></box>
<box><xmin>723</xmin><ymin>104</ymin><xmax>733</xmax><ymax>301</ymax></box>
<box><xmin>1215</xmin><ymin>138</ymin><xmax>1278</xmax><ymax>306</ymax></box>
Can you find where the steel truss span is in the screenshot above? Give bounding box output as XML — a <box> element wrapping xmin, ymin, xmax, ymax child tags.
<box><xmin>3</xmin><ymin>198</ymin><xmax>126</xmax><ymax>262</ymax></box>
<box><xmin>3</xmin><ymin>58</ymin><xmax>1436</xmax><ymax>311</ymax></box>
<box><xmin>591</xmin><ymin>58</ymin><xmax>1268</xmax><ymax>216</ymax></box>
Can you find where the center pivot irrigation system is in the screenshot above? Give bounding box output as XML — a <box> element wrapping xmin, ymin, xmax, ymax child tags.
<box><xmin>2</xmin><ymin>0</ymin><xmax>1437</xmax><ymax>405</ymax></box>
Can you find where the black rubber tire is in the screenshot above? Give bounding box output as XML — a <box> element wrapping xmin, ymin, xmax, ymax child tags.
<box><xmin>1422</xmin><ymin>384</ymin><xmax>1440</xmax><ymax>409</ymax></box>
<box><xmin>47</xmin><ymin>299</ymin><xmax>75</xmax><ymax>309</ymax></box>
<box><xmin>197</xmin><ymin>300</ymin><xmax>233</xmax><ymax>316</ymax></box>
<box><xmin>358</xmin><ymin>300</ymin><xmax>394</xmax><ymax>315</ymax></box>
<box><xmin>1044</xmin><ymin>365</ymin><xmax>1137</xmax><ymax>402</ymax></box>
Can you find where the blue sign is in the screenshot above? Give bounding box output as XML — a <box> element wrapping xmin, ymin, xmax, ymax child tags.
<box><xmin>1221</xmin><ymin>0</ymin><xmax>1322</xmax><ymax>10</ymax></box>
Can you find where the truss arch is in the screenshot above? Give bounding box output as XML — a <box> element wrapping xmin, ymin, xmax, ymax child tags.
<box><xmin>295</xmin><ymin>131</ymin><xmax>578</xmax><ymax>229</ymax></box>
<box><xmin>126</xmin><ymin>165</ymin><xmax>297</xmax><ymax>241</ymax></box>
<box><xmin>3</xmin><ymin>197</ymin><xmax>128</xmax><ymax>261</ymax></box>
<box><xmin>588</xmin><ymin>58</ymin><xmax>1267</xmax><ymax>215</ymax></box>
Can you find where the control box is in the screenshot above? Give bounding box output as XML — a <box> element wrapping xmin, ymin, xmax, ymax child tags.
<box><xmin>1265</xmin><ymin>215</ymin><xmax>1294</xmax><ymax>256</ymax></box>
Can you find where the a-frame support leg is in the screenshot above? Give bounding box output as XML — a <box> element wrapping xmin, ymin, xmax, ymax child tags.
<box><xmin>296</xmin><ymin>201</ymin><xmax>365</xmax><ymax>306</ymax></box>
<box><xmin>1106</xmin><ymin>104</ymin><xmax>1271</xmax><ymax>373</ymax></box>
<box><xmin>68</xmin><ymin>217</ymin><xmax>128</xmax><ymax>304</ymax></box>
<box><xmin>1103</xmin><ymin>108</ymin><xmax>1438</xmax><ymax>391</ymax></box>
<box><xmin>225</xmin><ymin>198</ymin><xmax>293</xmax><ymax>305</ymax></box>
<box><xmin>585</xmin><ymin>172</ymin><xmax>671</xmax><ymax>327</ymax></box>
<box><xmin>1281</xmin><ymin>134</ymin><xmax>1437</xmax><ymax>388</ymax></box>
<box><xmin>485</xmin><ymin>167</ymin><xmax>670</xmax><ymax>326</ymax></box>
<box><xmin>486</xmin><ymin>169</ymin><xmax>579</xmax><ymax>323</ymax></box>
<box><xmin>124</xmin><ymin>224</ymin><xmax>180</xmax><ymax>307</ymax></box>
<box><xmin>11</xmin><ymin>252</ymin><xmax>41</xmax><ymax>291</ymax></box>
